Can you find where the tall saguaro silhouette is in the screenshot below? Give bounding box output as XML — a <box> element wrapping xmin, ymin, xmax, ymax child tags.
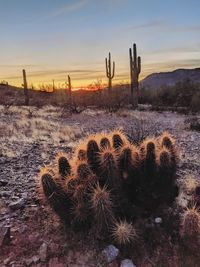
<box><xmin>67</xmin><ymin>75</ymin><xmax>72</xmax><ymax>110</ymax></box>
<box><xmin>105</xmin><ymin>52</ymin><xmax>115</xmax><ymax>91</ymax></box>
<box><xmin>22</xmin><ymin>69</ymin><xmax>29</xmax><ymax>106</ymax></box>
<box><xmin>129</xmin><ymin>43</ymin><xmax>141</xmax><ymax>108</ymax></box>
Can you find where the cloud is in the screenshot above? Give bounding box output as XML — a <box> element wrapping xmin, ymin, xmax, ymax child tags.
<box><xmin>0</xmin><ymin>68</ymin><xmax>102</xmax><ymax>80</ymax></box>
<box><xmin>127</xmin><ymin>20</ymin><xmax>200</xmax><ymax>34</ymax></box>
<box><xmin>146</xmin><ymin>43</ymin><xmax>200</xmax><ymax>55</ymax></box>
<box><xmin>127</xmin><ymin>20</ymin><xmax>166</xmax><ymax>31</ymax></box>
<box><xmin>50</xmin><ymin>0</ymin><xmax>89</xmax><ymax>18</ymax></box>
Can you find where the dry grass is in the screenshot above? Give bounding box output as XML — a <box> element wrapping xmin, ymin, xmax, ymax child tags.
<box><xmin>184</xmin><ymin>175</ymin><xmax>198</xmax><ymax>195</ymax></box>
<box><xmin>0</xmin><ymin>105</ymin><xmax>82</xmax><ymax>158</ymax></box>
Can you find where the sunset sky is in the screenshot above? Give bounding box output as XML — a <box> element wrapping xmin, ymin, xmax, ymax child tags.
<box><xmin>0</xmin><ymin>0</ymin><xmax>199</xmax><ymax>88</ymax></box>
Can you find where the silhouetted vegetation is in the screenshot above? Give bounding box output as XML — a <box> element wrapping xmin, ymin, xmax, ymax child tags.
<box><xmin>0</xmin><ymin>78</ymin><xmax>199</xmax><ymax>113</ymax></box>
<box><xmin>140</xmin><ymin>79</ymin><xmax>200</xmax><ymax>112</ymax></box>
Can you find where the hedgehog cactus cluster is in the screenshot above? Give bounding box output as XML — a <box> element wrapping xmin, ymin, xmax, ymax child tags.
<box><xmin>39</xmin><ymin>130</ymin><xmax>179</xmax><ymax>244</ymax></box>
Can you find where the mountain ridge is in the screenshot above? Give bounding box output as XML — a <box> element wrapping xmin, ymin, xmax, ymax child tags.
<box><xmin>141</xmin><ymin>68</ymin><xmax>200</xmax><ymax>89</ymax></box>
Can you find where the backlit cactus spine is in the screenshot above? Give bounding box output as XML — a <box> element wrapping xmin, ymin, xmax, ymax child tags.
<box><xmin>105</xmin><ymin>52</ymin><xmax>115</xmax><ymax>91</ymax></box>
<box><xmin>129</xmin><ymin>43</ymin><xmax>141</xmax><ymax>108</ymax></box>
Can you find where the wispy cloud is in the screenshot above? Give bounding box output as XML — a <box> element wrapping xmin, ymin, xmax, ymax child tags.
<box><xmin>50</xmin><ymin>0</ymin><xmax>89</xmax><ymax>18</ymax></box>
<box><xmin>0</xmin><ymin>68</ymin><xmax>102</xmax><ymax>80</ymax></box>
<box><xmin>127</xmin><ymin>20</ymin><xmax>200</xmax><ymax>33</ymax></box>
<box><xmin>127</xmin><ymin>20</ymin><xmax>166</xmax><ymax>31</ymax></box>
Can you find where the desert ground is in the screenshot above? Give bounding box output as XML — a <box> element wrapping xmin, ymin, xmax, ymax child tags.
<box><xmin>0</xmin><ymin>105</ymin><xmax>200</xmax><ymax>267</ymax></box>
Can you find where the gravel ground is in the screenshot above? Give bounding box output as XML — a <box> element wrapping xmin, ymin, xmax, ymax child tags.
<box><xmin>0</xmin><ymin>105</ymin><xmax>200</xmax><ymax>267</ymax></box>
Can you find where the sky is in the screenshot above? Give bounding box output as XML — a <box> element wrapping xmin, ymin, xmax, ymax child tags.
<box><xmin>0</xmin><ymin>0</ymin><xmax>199</xmax><ymax>88</ymax></box>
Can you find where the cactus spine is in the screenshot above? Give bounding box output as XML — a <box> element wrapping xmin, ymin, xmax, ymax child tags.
<box><xmin>129</xmin><ymin>43</ymin><xmax>141</xmax><ymax>108</ymax></box>
<box><xmin>22</xmin><ymin>69</ymin><xmax>29</xmax><ymax>106</ymax></box>
<box><xmin>105</xmin><ymin>52</ymin><xmax>115</xmax><ymax>91</ymax></box>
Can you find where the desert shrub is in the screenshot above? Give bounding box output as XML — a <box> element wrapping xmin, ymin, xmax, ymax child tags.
<box><xmin>38</xmin><ymin>130</ymin><xmax>181</xmax><ymax>245</ymax></box>
<box><xmin>190</xmin><ymin>92</ymin><xmax>200</xmax><ymax>112</ymax></box>
<box><xmin>140</xmin><ymin>80</ymin><xmax>200</xmax><ymax>112</ymax></box>
<box><xmin>185</xmin><ymin>116</ymin><xmax>200</xmax><ymax>131</ymax></box>
<box><xmin>128</xmin><ymin>116</ymin><xmax>161</xmax><ymax>144</ymax></box>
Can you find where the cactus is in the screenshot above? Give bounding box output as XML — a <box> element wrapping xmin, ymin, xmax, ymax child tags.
<box><xmin>67</xmin><ymin>75</ymin><xmax>72</xmax><ymax>111</ymax></box>
<box><xmin>99</xmin><ymin>147</ymin><xmax>119</xmax><ymax>188</ymax></box>
<box><xmin>77</xmin><ymin>149</ymin><xmax>87</xmax><ymax>161</ymax></box>
<box><xmin>90</xmin><ymin>184</ymin><xmax>114</xmax><ymax>232</ymax></box>
<box><xmin>140</xmin><ymin>139</ymin><xmax>157</xmax><ymax>176</ymax></box>
<box><xmin>72</xmin><ymin>201</ymin><xmax>88</xmax><ymax>223</ymax></box>
<box><xmin>58</xmin><ymin>156</ymin><xmax>71</xmax><ymax>177</ymax></box>
<box><xmin>37</xmin><ymin>130</ymin><xmax>180</xmax><ymax>241</ymax></box>
<box><xmin>105</xmin><ymin>52</ymin><xmax>115</xmax><ymax>91</ymax></box>
<box><xmin>118</xmin><ymin>145</ymin><xmax>139</xmax><ymax>176</ymax></box>
<box><xmin>86</xmin><ymin>139</ymin><xmax>100</xmax><ymax>175</ymax></box>
<box><xmin>111</xmin><ymin>131</ymin><xmax>128</xmax><ymax>149</ymax></box>
<box><xmin>111</xmin><ymin>220</ymin><xmax>138</xmax><ymax>245</ymax></box>
<box><xmin>76</xmin><ymin>161</ymin><xmax>92</xmax><ymax>181</ymax></box>
<box><xmin>181</xmin><ymin>205</ymin><xmax>200</xmax><ymax>252</ymax></box>
<box><xmin>52</xmin><ymin>79</ymin><xmax>55</xmax><ymax>92</ymax></box>
<box><xmin>155</xmin><ymin>148</ymin><xmax>178</xmax><ymax>202</ymax></box>
<box><xmin>41</xmin><ymin>173</ymin><xmax>72</xmax><ymax>223</ymax></box>
<box><xmin>129</xmin><ymin>43</ymin><xmax>141</xmax><ymax>108</ymax></box>
<box><xmin>22</xmin><ymin>69</ymin><xmax>29</xmax><ymax>106</ymax></box>
<box><xmin>159</xmin><ymin>132</ymin><xmax>177</xmax><ymax>167</ymax></box>
<box><xmin>100</xmin><ymin>137</ymin><xmax>111</xmax><ymax>149</ymax></box>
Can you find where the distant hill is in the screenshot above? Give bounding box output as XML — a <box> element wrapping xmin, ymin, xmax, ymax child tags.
<box><xmin>141</xmin><ymin>68</ymin><xmax>200</xmax><ymax>89</ymax></box>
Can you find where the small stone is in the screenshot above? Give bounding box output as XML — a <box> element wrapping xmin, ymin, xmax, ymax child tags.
<box><xmin>120</xmin><ymin>259</ymin><xmax>136</xmax><ymax>267</ymax></box>
<box><xmin>102</xmin><ymin>245</ymin><xmax>119</xmax><ymax>263</ymax></box>
<box><xmin>155</xmin><ymin>217</ymin><xmax>162</xmax><ymax>224</ymax></box>
<box><xmin>24</xmin><ymin>258</ymin><xmax>33</xmax><ymax>266</ymax></box>
<box><xmin>3</xmin><ymin>257</ymin><xmax>11</xmax><ymax>265</ymax></box>
<box><xmin>39</xmin><ymin>242</ymin><xmax>48</xmax><ymax>262</ymax></box>
<box><xmin>31</xmin><ymin>255</ymin><xmax>40</xmax><ymax>264</ymax></box>
<box><xmin>0</xmin><ymin>226</ymin><xmax>11</xmax><ymax>246</ymax></box>
<box><xmin>9</xmin><ymin>198</ymin><xmax>25</xmax><ymax>210</ymax></box>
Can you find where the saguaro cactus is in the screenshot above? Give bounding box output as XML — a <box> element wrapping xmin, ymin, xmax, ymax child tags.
<box><xmin>52</xmin><ymin>79</ymin><xmax>55</xmax><ymax>92</ymax></box>
<box><xmin>129</xmin><ymin>43</ymin><xmax>141</xmax><ymax>108</ymax></box>
<box><xmin>67</xmin><ymin>75</ymin><xmax>72</xmax><ymax>110</ymax></box>
<box><xmin>105</xmin><ymin>53</ymin><xmax>115</xmax><ymax>91</ymax></box>
<box><xmin>22</xmin><ymin>69</ymin><xmax>29</xmax><ymax>106</ymax></box>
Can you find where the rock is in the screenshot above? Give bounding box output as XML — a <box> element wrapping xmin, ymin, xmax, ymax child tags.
<box><xmin>9</xmin><ymin>198</ymin><xmax>25</xmax><ymax>210</ymax></box>
<box><xmin>102</xmin><ymin>245</ymin><xmax>119</xmax><ymax>263</ymax></box>
<box><xmin>120</xmin><ymin>259</ymin><xmax>136</xmax><ymax>267</ymax></box>
<box><xmin>0</xmin><ymin>180</ymin><xmax>8</xmax><ymax>186</ymax></box>
<box><xmin>24</xmin><ymin>255</ymin><xmax>40</xmax><ymax>266</ymax></box>
<box><xmin>39</xmin><ymin>242</ymin><xmax>48</xmax><ymax>262</ymax></box>
<box><xmin>4</xmin><ymin>257</ymin><xmax>11</xmax><ymax>265</ymax></box>
<box><xmin>32</xmin><ymin>255</ymin><xmax>40</xmax><ymax>264</ymax></box>
<box><xmin>155</xmin><ymin>217</ymin><xmax>162</xmax><ymax>224</ymax></box>
<box><xmin>0</xmin><ymin>226</ymin><xmax>11</xmax><ymax>246</ymax></box>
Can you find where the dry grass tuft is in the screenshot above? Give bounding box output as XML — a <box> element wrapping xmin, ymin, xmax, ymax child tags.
<box><xmin>184</xmin><ymin>175</ymin><xmax>198</xmax><ymax>195</ymax></box>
